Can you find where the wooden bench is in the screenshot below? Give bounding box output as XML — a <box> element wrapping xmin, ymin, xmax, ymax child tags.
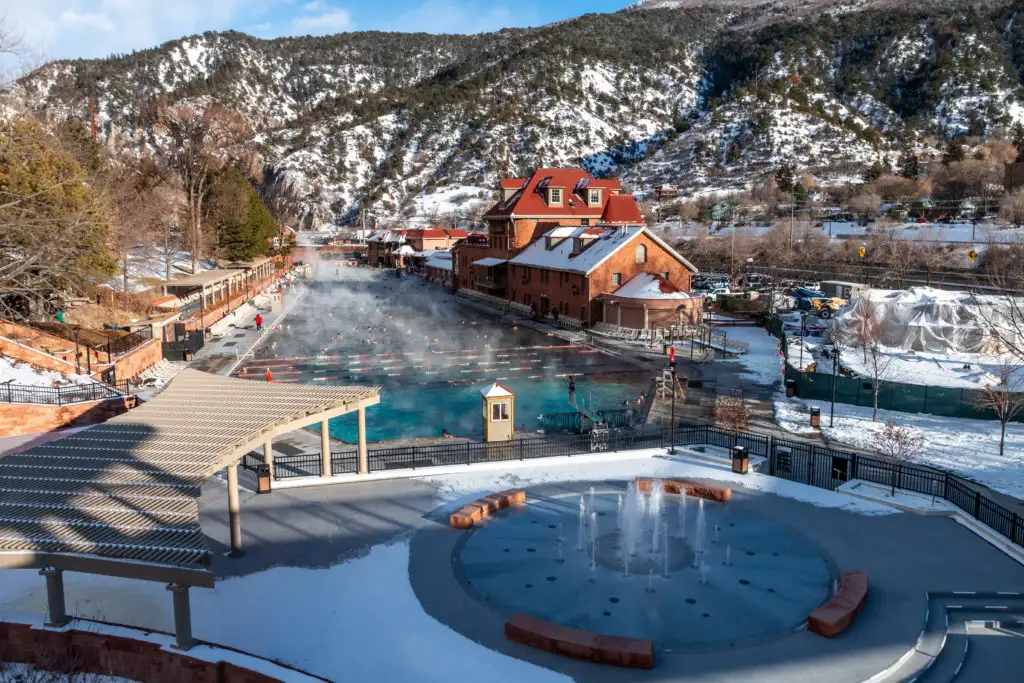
<box><xmin>634</xmin><ymin>477</ymin><xmax>732</xmax><ymax>502</ymax></box>
<box><xmin>808</xmin><ymin>570</ymin><xmax>868</xmax><ymax>637</ymax></box>
<box><xmin>448</xmin><ymin>489</ymin><xmax>526</xmax><ymax>529</ymax></box>
<box><xmin>504</xmin><ymin>613</ymin><xmax>654</xmax><ymax>669</ymax></box>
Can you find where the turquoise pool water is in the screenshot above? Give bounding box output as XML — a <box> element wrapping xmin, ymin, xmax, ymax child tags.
<box><xmin>236</xmin><ymin>272</ymin><xmax>650</xmax><ymax>443</ymax></box>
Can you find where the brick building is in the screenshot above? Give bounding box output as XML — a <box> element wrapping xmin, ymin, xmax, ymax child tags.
<box><xmin>368</xmin><ymin>228</ymin><xmax>468</xmax><ymax>268</ymax></box>
<box><xmin>507</xmin><ymin>225</ymin><xmax>702</xmax><ymax>328</ymax></box>
<box><xmin>454</xmin><ymin>168</ymin><xmax>643</xmax><ymax>296</ymax></box>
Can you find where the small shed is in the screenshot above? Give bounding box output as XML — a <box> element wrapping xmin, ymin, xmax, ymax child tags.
<box><xmin>481</xmin><ymin>382</ymin><xmax>515</xmax><ymax>442</ymax></box>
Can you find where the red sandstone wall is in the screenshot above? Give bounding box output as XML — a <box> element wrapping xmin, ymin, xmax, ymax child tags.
<box><xmin>0</xmin><ymin>396</ymin><xmax>136</xmax><ymax>438</ymax></box>
<box><xmin>0</xmin><ymin>620</ymin><xmax>292</xmax><ymax>683</ymax></box>
<box><xmin>111</xmin><ymin>339</ymin><xmax>162</xmax><ymax>381</ymax></box>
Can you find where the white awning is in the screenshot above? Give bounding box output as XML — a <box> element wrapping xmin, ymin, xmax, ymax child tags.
<box><xmin>473</xmin><ymin>257</ymin><xmax>507</xmax><ymax>267</ymax></box>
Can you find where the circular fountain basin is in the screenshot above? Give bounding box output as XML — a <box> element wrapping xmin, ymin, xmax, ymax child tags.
<box><xmin>455</xmin><ymin>487</ymin><xmax>833</xmax><ymax>649</ymax></box>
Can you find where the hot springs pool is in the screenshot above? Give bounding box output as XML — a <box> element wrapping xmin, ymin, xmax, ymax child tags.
<box><xmin>235</xmin><ymin>271</ymin><xmax>650</xmax><ymax>442</ymax></box>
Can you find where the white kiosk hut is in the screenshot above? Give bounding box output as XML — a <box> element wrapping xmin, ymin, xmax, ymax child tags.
<box><xmin>481</xmin><ymin>382</ymin><xmax>515</xmax><ymax>442</ymax></box>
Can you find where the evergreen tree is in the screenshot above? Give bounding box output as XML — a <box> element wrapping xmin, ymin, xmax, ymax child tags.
<box><xmin>1013</xmin><ymin>123</ymin><xmax>1024</xmax><ymax>162</ymax></box>
<box><xmin>793</xmin><ymin>181</ymin><xmax>809</xmax><ymax>207</ymax></box>
<box><xmin>775</xmin><ymin>160</ymin><xmax>796</xmax><ymax>193</ymax></box>
<box><xmin>898</xmin><ymin>143</ymin><xmax>919</xmax><ymax>179</ymax></box>
<box><xmin>208</xmin><ymin>167</ymin><xmax>277</xmax><ymax>261</ymax></box>
<box><xmin>942</xmin><ymin>139</ymin><xmax>966</xmax><ymax>165</ymax></box>
<box><xmin>863</xmin><ymin>160</ymin><xmax>886</xmax><ymax>182</ymax></box>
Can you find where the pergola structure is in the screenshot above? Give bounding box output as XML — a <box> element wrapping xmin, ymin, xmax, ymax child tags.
<box><xmin>162</xmin><ymin>269</ymin><xmax>247</xmax><ymax>311</ymax></box>
<box><xmin>0</xmin><ymin>369</ymin><xmax>379</xmax><ymax>649</ymax></box>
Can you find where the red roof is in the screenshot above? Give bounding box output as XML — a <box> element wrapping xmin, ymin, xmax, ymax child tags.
<box><xmin>405</xmin><ymin>229</ymin><xmax>446</xmax><ymax>239</ymax></box>
<box><xmin>601</xmin><ymin>194</ymin><xmax>644</xmax><ymax>225</ymax></box>
<box><xmin>445</xmin><ymin>228</ymin><xmax>469</xmax><ymax>238</ymax></box>
<box><xmin>500</xmin><ymin>178</ymin><xmax>527</xmax><ymax>190</ymax></box>
<box><xmin>484</xmin><ymin>168</ymin><xmax>624</xmax><ymax>219</ymax></box>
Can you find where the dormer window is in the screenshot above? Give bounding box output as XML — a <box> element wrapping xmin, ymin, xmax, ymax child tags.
<box><xmin>588</xmin><ymin>188</ymin><xmax>602</xmax><ymax>206</ymax></box>
<box><xmin>548</xmin><ymin>188</ymin><xmax>563</xmax><ymax>206</ymax></box>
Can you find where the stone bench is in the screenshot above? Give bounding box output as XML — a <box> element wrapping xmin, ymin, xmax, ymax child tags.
<box><xmin>808</xmin><ymin>570</ymin><xmax>869</xmax><ymax>637</ymax></box>
<box><xmin>449</xmin><ymin>489</ymin><xmax>526</xmax><ymax>529</ymax></box>
<box><xmin>634</xmin><ymin>477</ymin><xmax>732</xmax><ymax>502</ymax></box>
<box><xmin>504</xmin><ymin>613</ymin><xmax>654</xmax><ymax>669</ymax></box>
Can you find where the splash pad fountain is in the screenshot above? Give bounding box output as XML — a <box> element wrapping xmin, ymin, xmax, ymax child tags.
<box><xmin>456</xmin><ymin>479</ymin><xmax>834</xmax><ymax>650</ymax></box>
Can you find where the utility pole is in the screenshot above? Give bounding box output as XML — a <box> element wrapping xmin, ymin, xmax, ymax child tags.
<box><xmin>668</xmin><ymin>346</ymin><xmax>677</xmax><ymax>455</ymax></box>
<box><xmin>789</xmin><ymin>191</ymin><xmax>795</xmax><ymax>251</ymax></box>
<box><xmin>89</xmin><ymin>94</ymin><xmax>97</xmax><ymax>140</ymax></box>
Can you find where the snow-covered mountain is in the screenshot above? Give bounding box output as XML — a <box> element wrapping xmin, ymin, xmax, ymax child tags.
<box><xmin>15</xmin><ymin>1</ymin><xmax>1024</xmax><ymax>225</ymax></box>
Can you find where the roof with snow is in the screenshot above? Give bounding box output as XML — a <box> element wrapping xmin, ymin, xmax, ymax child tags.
<box><xmin>481</xmin><ymin>382</ymin><xmax>515</xmax><ymax>398</ymax></box>
<box><xmin>610</xmin><ymin>272</ymin><xmax>699</xmax><ymax>300</ymax></box>
<box><xmin>484</xmin><ymin>168</ymin><xmax>626</xmax><ymax>219</ymax></box>
<box><xmin>509</xmin><ymin>226</ymin><xmax>699</xmax><ymax>275</ymax></box>
<box><xmin>425</xmin><ymin>252</ymin><xmax>453</xmax><ymax>270</ymax></box>
<box><xmin>473</xmin><ymin>257</ymin><xmax>507</xmax><ymax>267</ymax></box>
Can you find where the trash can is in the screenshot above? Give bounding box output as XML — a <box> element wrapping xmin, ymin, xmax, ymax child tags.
<box><xmin>785</xmin><ymin>378</ymin><xmax>796</xmax><ymax>398</ymax></box>
<box><xmin>182</xmin><ymin>349</ymin><xmax>193</xmax><ymax>361</ymax></box>
<box><xmin>731</xmin><ymin>445</ymin><xmax>749</xmax><ymax>474</ymax></box>
<box><xmin>810</xmin><ymin>407</ymin><xmax>821</xmax><ymax>428</ymax></box>
<box><xmin>256</xmin><ymin>464</ymin><xmax>272</xmax><ymax>493</ymax></box>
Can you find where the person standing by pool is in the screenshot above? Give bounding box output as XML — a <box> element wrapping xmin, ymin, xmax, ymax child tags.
<box><xmin>255</xmin><ymin>314</ymin><xmax>263</xmax><ymax>331</ymax></box>
<box><xmin>568</xmin><ymin>376</ymin><xmax>575</xmax><ymax>402</ymax></box>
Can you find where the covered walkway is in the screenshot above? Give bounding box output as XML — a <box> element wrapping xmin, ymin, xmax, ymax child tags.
<box><xmin>0</xmin><ymin>369</ymin><xmax>379</xmax><ymax>649</ymax></box>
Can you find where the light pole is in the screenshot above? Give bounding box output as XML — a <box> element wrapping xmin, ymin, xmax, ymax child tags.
<box><xmin>73</xmin><ymin>332</ymin><xmax>81</xmax><ymax>375</ymax></box>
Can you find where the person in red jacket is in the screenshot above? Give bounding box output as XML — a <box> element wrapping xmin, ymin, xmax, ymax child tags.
<box><xmin>255</xmin><ymin>314</ymin><xmax>263</xmax><ymax>331</ymax></box>
<box><xmin>266</xmin><ymin>368</ymin><xmax>273</xmax><ymax>382</ymax></box>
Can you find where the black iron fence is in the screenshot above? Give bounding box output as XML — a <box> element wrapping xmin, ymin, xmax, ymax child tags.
<box><xmin>0</xmin><ymin>381</ymin><xmax>129</xmax><ymax>405</ymax></box>
<box><xmin>106</xmin><ymin>329</ymin><xmax>152</xmax><ymax>356</ymax></box>
<box><xmin>238</xmin><ymin>422</ymin><xmax>1023</xmax><ymax>549</ymax></box>
<box><xmin>162</xmin><ymin>334</ymin><xmax>205</xmax><ymax>361</ymax></box>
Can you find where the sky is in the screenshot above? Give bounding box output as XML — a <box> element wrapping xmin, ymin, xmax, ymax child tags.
<box><xmin>2</xmin><ymin>0</ymin><xmax>631</xmax><ymax>64</ymax></box>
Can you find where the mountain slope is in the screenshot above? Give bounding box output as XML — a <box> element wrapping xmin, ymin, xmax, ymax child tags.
<box><xmin>15</xmin><ymin>1</ymin><xmax>1024</xmax><ymax>226</ymax></box>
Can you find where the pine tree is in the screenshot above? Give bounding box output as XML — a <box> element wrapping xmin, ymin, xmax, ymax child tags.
<box><xmin>898</xmin><ymin>143</ymin><xmax>919</xmax><ymax>180</ymax></box>
<box><xmin>942</xmin><ymin>139</ymin><xmax>966</xmax><ymax>165</ymax></box>
<box><xmin>863</xmin><ymin>160</ymin><xmax>886</xmax><ymax>182</ymax></box>
<box><xmin>775</xmin><ymin>160</ymin><xmax>796</xmax><ymax>193</ymax></box>
<box><xmin>1013</xmin><ymin>123</ymin><xmax>1024</xmax><ymax>162</ymax></box>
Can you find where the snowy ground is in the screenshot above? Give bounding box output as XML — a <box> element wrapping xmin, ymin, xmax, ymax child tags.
<box><xmin>775</xmin><ymin>395</ymin><xmax>1024</xmax><ymax>500</ymax></box>
<box><xmin>0</xmin><ymin>355</ymin><xmax>97</xmax><ymax>387</ymax></box>
<box><xmin>785</xmin><ymin>333</ymin><xmax>1024</xmax><ymax>390</ymax></box>
<box><xmin>714</xmin><ymin>325</ymin><xmax>784</xmax><ymax>386</ymax></box>
<box><xmin>105</xmin><ymin>246</ymin><xmax>217</xmax><ymax>293</ymax></box>
<box><xmin>0</xmin><ymin>451</ymin><xmax>894</xmax><ymax>683</ymax></box>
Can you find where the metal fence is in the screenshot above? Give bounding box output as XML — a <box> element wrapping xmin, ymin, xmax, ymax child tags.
<box><xmin>240</xmin><ymin>421</ymin><xmax>1024</xmax><ymax>549</ymax></box>
<box><xmin>162</xmin><ymin>334</ymin><xmax>205</xmax><ymax>361</ymax></box>
<box><xmin>106</xmin><ymin>329</ymin><xmax>152</xmax><ymax>356</ymax></box>
<box><xmin>0</xmin><ymin>381</ymin><xmax>129</xmax><ymax>405</ymax></box>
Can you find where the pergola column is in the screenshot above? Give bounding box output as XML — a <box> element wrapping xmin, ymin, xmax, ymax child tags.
<box><xmin>226</xmin><ymin>464</ymin><xmax>243</xmax><ymax>556</ymax></box>
<box><xmin>263</xmin><ymin>440</ymin><xmax>274</xmax><ymax>480</ymax></box>
<box><xmin>357</xmin><ymin>407</ymin><xmax>368</xmax><ymax>475</ymax></box>
<box><xmin>40</xmin><ymin>567</ymin><xmax>69</xmax><ymax>628</ymax></box>
<box><xmin>320</xmin><ymin>419</ymin><xmax>332</xmax><ymax>478</ymax></box>
<box><xmin>643</xmin><ymin>304</ymin><xmax>649</xmax><ymax>330</ymax></box>
<box><xmin>617</xmin><ymin>302</ymin><xmax>622</xmax><ymax>327</ymax></box>
<box><xmin>166</xmin><ymin>583</ymin><xmax>196</xmax><ymax>650</ymax></box>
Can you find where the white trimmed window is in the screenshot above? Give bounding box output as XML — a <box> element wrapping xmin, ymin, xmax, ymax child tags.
<box><xmin>491</xmin><ymin>401</ymin><xmax>510</xmax><ymax>421</ymax></box>
<box><xmin>549</xmin><ymin>188</ymin><xmax>563</xmax><ymax>205</ymax></box>
<box><xmin>588</xmin><ymin>188</ymin><xmax>601</xmax><ymax>206</ymax></box>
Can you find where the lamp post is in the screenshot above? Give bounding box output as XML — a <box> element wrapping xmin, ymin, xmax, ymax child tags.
<box><xmin>668</xmin><ymin>346</ymin><xmax>677</xmax><ymax>454</ymax></box>
<box><xmin>73</xmin><ymin>332</ymin><xmax>81</xmax><ymax>375</ymax></box>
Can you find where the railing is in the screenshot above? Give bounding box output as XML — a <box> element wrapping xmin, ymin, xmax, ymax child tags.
<box><xmin>106</xmin><ymin>329</ymin><xmax>152</xmax><ymax>356</ymax></box>
<box><xmin>0</xmin><ymin>381</ymin><xmax>127</xmax><ymax>405</ymax></box>
<box><xmin>238</xmin><ymin>422</ymin><xmax>1024</xmax><ymax>550</ymax></box>
<box><xmin>162</xmin><ymin>334</ymin><xmax>204</xmax><ymax>361</ymax></box>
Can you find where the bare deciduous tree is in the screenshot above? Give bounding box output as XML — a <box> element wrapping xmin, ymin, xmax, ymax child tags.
<box><xmin>999</xmin><ymin>188</ymin><xmax>1024</xmax><ymax>228</ymax></box>
<box><xmin>973</xmin><ymin>361</ymin><xmax>1024</xmax><ymax>457</ymax></box>
<box><xmin>714</xmin><ymin>396</ymin><xmax>750</xmax><ymax>445</ymax></box>
<box><xmin>875</xmin><ymin>420</ymin><xmax>924</xmax><ymax>496</ymax></box>
<box><xmin>154</xmin><ymin>103</ymin><xmax>252</xmax><ymax>272</ymax></box>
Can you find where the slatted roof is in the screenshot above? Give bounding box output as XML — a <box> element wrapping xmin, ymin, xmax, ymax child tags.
<box><xmin>0</xmin><ymin>370</ymin><xmax>379</xmax><ymax>581</ymax></box>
